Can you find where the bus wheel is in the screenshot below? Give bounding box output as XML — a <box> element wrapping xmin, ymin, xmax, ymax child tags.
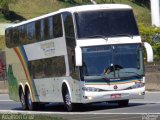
<box><xmin>19</xmin><ymin>89</ymin><xmax>27</xmax><ymax>110</ymax></box>
<box><xmin>118</xmin><ymin>100</ymin><xmax>129</xmax><ymax>107</ymax></box>
<box><xmin>26</xmin><ymin>90</ymin><xmax>37</xmax><ymax>110</ymax></box>
<box><xmin>64</xmin><ymin>89</ymin><xmax>73</xmax><ymax>112</ymax></box>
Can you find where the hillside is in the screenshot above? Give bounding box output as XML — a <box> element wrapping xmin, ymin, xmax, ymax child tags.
<box><xmin>0</xmin><ymin>0</ymin><xmax>151</xmax><ymax>25</ymax></box>
<box><xmin>0</xmin><ymin>0</ymin><xmax>153</xmax><ymax>53</ymax></box>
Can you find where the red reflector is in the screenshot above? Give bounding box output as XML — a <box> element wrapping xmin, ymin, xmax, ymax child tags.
<box><xmin>111</xmin><ymin>94</ymin><xmax>121</xmax><ymax>99</ymax></box>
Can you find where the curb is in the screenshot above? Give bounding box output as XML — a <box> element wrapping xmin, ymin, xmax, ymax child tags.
<box><xmin>0</xmin><ymin>89</ymin><xmax>8</xmax><ymax>94</ymax></box>
<box><xmin>0</xmin><ymin>89</ymin><xmax>160</xmax><ymax>94</ymax></box>
<box><xmin>145</xmin><ymin>91</ymin><xmax>160</xmax><ymax>93</ymax></box>
<box><xmin>0</xmin><ymin>110</ymin><xmax>160</xmax><ymax>115</ymax></box>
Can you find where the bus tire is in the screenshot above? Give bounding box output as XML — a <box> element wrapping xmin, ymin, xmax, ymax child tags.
<box><xmin>63</xmin><ymin>88</ymin><xmax>73</xmax><ymax>112</ymax></box>
<box><xmin>19</xmin><ymin>89</ymin><xmax>27</xmax><ymax>110</ymax></box>
<box><xmin>118</xmin><ymin>100</ymin><xmax>129</xmax><ymax>107</ymax></box>
<box><xmin>26</xmin><ymin>89</ymin><xmax>37</xmax><ymax>110</ymax></box>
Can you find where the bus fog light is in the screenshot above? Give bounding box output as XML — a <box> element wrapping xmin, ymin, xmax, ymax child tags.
<box><xmin>83</xmin><ymin>96</ymin><xmax>93</xmax><ymax>100</ymax></box>
<box><xmin>82</xmin><ymin>87</ymin><xmax>100</xmax><ymax>92</ymax></box>
<box><xmin>88</xmin><ymin>96</ymin><xmax>93</xmax><ymax>100</ymax></box>
<box><xmin>139</xmin><ymin>92</ymin><xmax>145</xmax><ymax>95</ymax></box>
<box><xmin>131</xmin><ymin>82</ymin><xmax>144</xmax><ymax>89</ymax></box>
<box><xmin>83</xmin><ymin>96</ymin><xmax>88</xmax><ymax>99</ymax></box>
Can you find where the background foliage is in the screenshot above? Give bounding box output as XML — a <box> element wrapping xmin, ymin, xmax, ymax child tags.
<box><xmin>0</xmin><ymin>0</ymin><xmax>160</xmax><ymax>64</ymax></box>
<box><xmin>139</xmin><ymin>24</ymin><xmax>160</xmax><ymax>64</ymax></box>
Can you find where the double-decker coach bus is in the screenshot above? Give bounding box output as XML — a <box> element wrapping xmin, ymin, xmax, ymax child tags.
<box><xmin>5</xmin><ymin>4</ymin><xmax>153</xmax><ymax>111</ymax></box>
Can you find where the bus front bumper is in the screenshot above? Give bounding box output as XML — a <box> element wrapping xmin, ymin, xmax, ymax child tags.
<box><xmin>81</xmin><ymin>87</ymin><xmax>145</xmax><ymax>103</ymax></box>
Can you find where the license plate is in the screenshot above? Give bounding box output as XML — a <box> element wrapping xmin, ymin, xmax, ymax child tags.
<box><xmin>111</xmin><ymin>94</ymin><xmax>121</xmax><ymax>99</ymax></box>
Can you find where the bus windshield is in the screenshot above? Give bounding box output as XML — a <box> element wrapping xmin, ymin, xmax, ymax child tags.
<box><xmin>75</xmin><ymin>9</ymin><xmax>139</xmax><ymax>39</ymax></box>
<box><xmin>81</xmin><ymin>44</ymin><xmax>144</xmax><ymax>80</ymax></box>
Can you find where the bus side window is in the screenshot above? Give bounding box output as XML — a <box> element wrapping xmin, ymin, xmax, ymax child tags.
<box><xmin>44</xmin><ymin>17</ymin><xmax>49</xmax><ymax>40</ymax></box>
<box><xmin>63</xmin><ymin>12</ymin><xmax>75</xmax><ymax>42</ymax></box>
<box><xmin>12</xmin><ymin>27</ymin><xmax>20</xmax><ymax>47</ymax></box>
<box><xmin>26</xmin><ymin>22</ymin><xmax>36</xmax><ymax>43</ymax></box>
<box><xmin>53</xmin><ymin>14</ymin><xmax>63</xmax><ymax>38</ymax></box>
<box><xmin>19</xmin><ymin>25</ymin><xmax>27</xmax><ymax>45</ymax></box>
<box><xmin>62</xmin><ymin>12</ymin><xmax>79</xmax><ymax>80</ymax></box>
<box><xmin>48</xmin><ymin>16</ymin><xmax>53</xmax><ymax>39</ymax></box>
<box><xmin>40</xmin><ymin>19</ymin><xmax>45</xmax><ymax>41</ymax></box>
<box><xmin>35</xmin><ymin>20</ymin><xmax>41</xmax><ymax>41</ymax></box>
<box><xmin>5</xmin><ymin>29</ymin><xmax>11</xmax><ymax>48</ymax></box>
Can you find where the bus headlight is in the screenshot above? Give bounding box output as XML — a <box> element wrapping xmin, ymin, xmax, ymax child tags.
<box><xmin>131</xmin><ymin>82</ymin><xmax>145</xmax><ymax>89</ymax></box>
<box><xmin>82</xmin><ymin>87</ymin><xmax>100</xmax><ymax>92</ymax></box>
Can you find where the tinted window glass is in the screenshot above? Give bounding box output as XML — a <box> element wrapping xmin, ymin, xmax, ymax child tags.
<box><xmin>44</xmin><ymin>18</ymin><xmax>49</xmax><ymax>40</ymax></box>
<box><xmin>26</xmin><ymin>22</ymin><xmax>35</xmax><ymax>42</ymax></box>
<box><xmin>75</xmin><ymin>10</ymin><xmax>139</xmax><ymax>39</ymax></box>
<box><xmin>29</xmin><ymin>56</ymin><xmax>66</xmax><ymax>79</ymax></box>
<box><xmin>81</xmin><ymin>44</ymin><xmax>144</xmax><ymax>79</ymax></box>
<box><xmin>5</xmin><ymin>14</ymin><xmax>63</xmax><ymax>48</ymax></box>
<box><xmin>48</xmin><ymin>17</ymin><xmax>53</xmax><ymax>39</ymax></box>
<box><xmin>40</xmin><ymin>19</ymin><xmax>45</xmax><ymax>40</ymax></box>
<box><xmin>35</xmin><ymin>20</ymin><xmax>41</xmax><ymax>41</ymax></box>
<box><xmin>5</xmin><ymin>28</ymin><xmax>11</xmax><ymax>48</ymax></box>
<box><xmin>12</xmin><ymin>27</ymin><xmax>20</xmax><ymax>46</ymax></box>
<box><xmin>19</xmin><ymin>25</ymin><xmax>27</xmax><ymax>44</ymax></box>
<box><xmin>63</xmin><ymin>12</ymin><xmax>75</xmax><ymax>41</ymax></box>
<box><xmin>53</xmin><ymin>14</ymin><xmax>63</xmax><ymax>38</ymax></box>
<box><xmin>63</xmin><ymin>12</ymin><xmax>79</xmax><ymax>79</ymax></box>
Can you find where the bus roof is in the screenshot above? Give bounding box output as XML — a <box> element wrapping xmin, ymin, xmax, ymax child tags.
<box><xmin>60</xmin><ymin>4</ymin><xmax>132</xmax><ymax>13</ymax></box>
<box><xmin>10</xmin><ymin>4</ymin><xmax>132</xmax><ymax>28</ymax></box>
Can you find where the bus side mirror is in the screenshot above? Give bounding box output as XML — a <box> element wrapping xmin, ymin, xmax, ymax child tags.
<box><xmin>144</xmin><ymin>42</ymin><xmax>153</xmax><ymax>62</ymax></box>
<box><xmin>75</xmin><ymin>46</ymin><xmax>82</xmax><ymax>66</ymax></box>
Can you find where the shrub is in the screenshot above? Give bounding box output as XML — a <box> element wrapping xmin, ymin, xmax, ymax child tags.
<box><xmin>139</xmin><ymin>23</ymin><xmax>160</xmax><ymax>64</ymax></box>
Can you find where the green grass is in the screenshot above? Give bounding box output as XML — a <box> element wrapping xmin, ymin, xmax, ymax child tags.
<box><xmin>121</xmin><ymin>0</ymin><xmax>151</xmax><ymax>26</ymax></box>
<box><xmin>0</xmin><ymin>0</ymin><xmax>151</xmax><ymax>25</ymax></box>
<box><xmin>0</xmin><ymin>13</ymin><xmax>12</xmax><ymax>23</ymax></box>
<box><xmin>0</xmin><ymin>113</ymin><xmax>65</xmax><ymax>120</ymax></box>
<box><xmin>0</xmin><ymin>36</ymin><xmax>5</xmax><ymax>50</ymax></box>
<box><xmin>7</xmin><ymin>0</ymin><xmax>86</xmax><ymax>20</ymax></box>
<box><xmin>96</xmin><ymin>0</ymin><xmax>151</xmax><ymax>26</ymax></box>
<box><xmin>9</xmin><ymin>0</ymin><xmax>69</xmax><ymax>19</ymax></box>
<box><xmin>0</xmin><ymin>14</ymin><xmax>5</xmax><ymax>22</ymax></box>
<box><xmin>0</xmin><ymin>0</ymin><xmax>151</xmax><ymax>49</ymax></box>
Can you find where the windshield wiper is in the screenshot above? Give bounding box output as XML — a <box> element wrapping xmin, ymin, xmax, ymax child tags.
<box><xmin>101</xmin><ymin>74</ymin><xmax>110</xmax><ymax>81</ymax></box>
<box><xmin>84</xmin><ymin>75</ymin><xmax>110</xmax><ymax>82</ymax></box>
<box><xmin>84</xmin><ymin>75</ymin><xmax>104</xmax><ymax>80</ymax></box>
<box><xmin>85</xmin><ymin>35</ymin><xmax>108</xmax><ymax>40</ymax></box>
<box><xmin>109</xmin><ymin>34</ymin><xmax>133</xmax><ymax>39</ymax></box>
<box><xmin>122</xmin><ymin>71</ymin><xmax>143</xmax><ymax>78</ymax></box>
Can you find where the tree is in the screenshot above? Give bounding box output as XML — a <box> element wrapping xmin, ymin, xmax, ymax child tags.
<box><xmin>132</xmin><ymin>0</ymin><xmax>150</xmax><ymax>8</ymax></box>
<box><xmin>0</xmin><ymin>0</ymin><xmax>17</xmax><ymax>15</ymax></box>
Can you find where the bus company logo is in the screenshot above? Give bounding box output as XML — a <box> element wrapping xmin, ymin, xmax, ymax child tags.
<box><xmin>113</xmin><ymin>85</ymin><xmax>118</xmax><ymax>90</ymax></box>
<box><xmin>40</xmin><ymin>42</ymin><xmax>55</xmax><ymax>56</ymax></box>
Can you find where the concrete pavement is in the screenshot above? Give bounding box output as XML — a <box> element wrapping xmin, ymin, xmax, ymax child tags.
<box><xmin>0</xmin><ymin>91</ymin><xmax>160</xmax><ymax>103</ymax></box>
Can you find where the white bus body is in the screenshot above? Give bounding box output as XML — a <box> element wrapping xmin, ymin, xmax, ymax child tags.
<box><xmin>5</xmin><ymin>4</ymin><xmax>153</xmax><ymax>111</ymax></box>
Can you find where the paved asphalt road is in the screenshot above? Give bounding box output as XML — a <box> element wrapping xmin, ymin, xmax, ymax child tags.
<box><xmin>0</xmin><ymin>92</ymin><xmax>160</xmax><ymax>120</ymax></box>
